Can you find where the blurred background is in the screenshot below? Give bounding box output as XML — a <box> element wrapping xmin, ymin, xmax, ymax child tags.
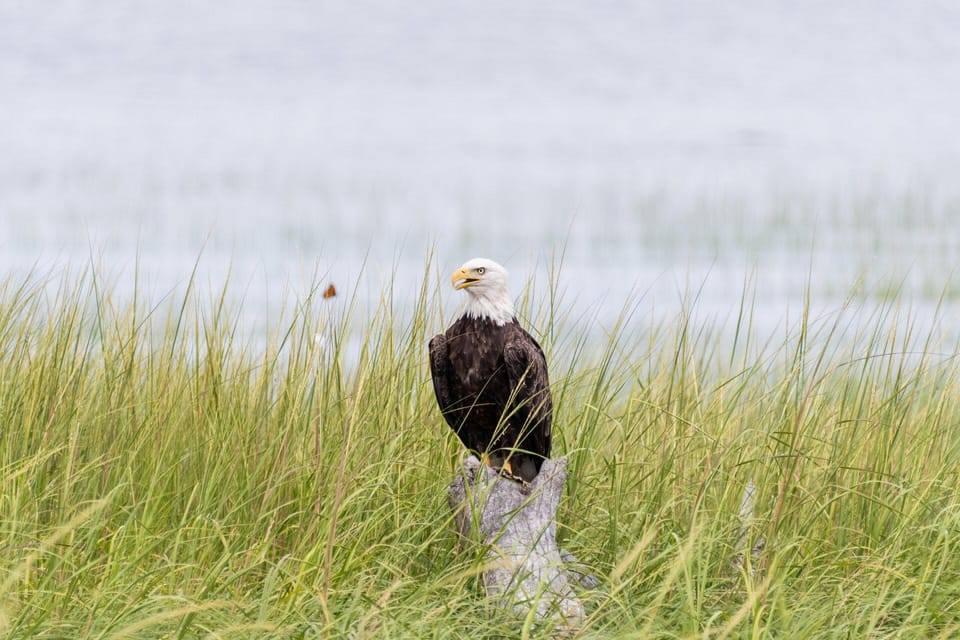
<box><xmin>2</xmin><ymin>0</ymin><xmax>959</xmax><ymax>339</ymax></box>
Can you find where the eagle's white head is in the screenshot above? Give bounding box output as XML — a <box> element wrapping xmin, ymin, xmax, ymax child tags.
<box><xmin>451</xmin><ymin>258</ymin><xmax>515</xmax><ymax>326</ymax></box>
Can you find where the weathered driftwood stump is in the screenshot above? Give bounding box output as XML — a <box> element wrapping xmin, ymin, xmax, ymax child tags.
<box><xmin>447</xmin><ymin>455</ymin><xmax>593</xmax><ymax>628</ymax></box>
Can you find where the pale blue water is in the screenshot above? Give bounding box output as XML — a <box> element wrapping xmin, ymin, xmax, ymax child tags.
<box><xmin>2</xmin><ymin>1</ymin><xmax>960</xmax><ymax>345</ymax></box>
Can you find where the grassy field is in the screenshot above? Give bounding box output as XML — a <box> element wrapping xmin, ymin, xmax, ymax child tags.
<box><xmin>1</xmin><ymin>262</ymin><xmax>959</xmax><ymax>639</ymax></box>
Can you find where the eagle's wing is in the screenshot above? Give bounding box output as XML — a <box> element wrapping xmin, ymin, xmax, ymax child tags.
<box><xmin>503</xmin><ymin>333</ymin><xmax>553</xmax><ymax>459</ymax></box>
<box><xmin>428</xmin><ymin>333</ymin><xmax>460</xmax><ymax>432</ymax></box>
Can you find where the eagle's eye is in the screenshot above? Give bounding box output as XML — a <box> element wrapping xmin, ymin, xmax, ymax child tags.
<box><xmin>476</xmin><ymin>267</ymin><xmax>486</xmax><ymax>275</ymax></box>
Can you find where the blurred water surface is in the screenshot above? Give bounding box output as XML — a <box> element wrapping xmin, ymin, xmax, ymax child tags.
<box><xmin>2</xmin><ymin>1</ymin><xmax>960</xmax><ymax>345</ymax></box>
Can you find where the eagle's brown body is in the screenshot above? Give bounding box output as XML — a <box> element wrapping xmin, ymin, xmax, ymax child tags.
<box><xmin>429</xmin><ymin>313</ymin><xmax>552</xmax><ymax>482</ymax></box>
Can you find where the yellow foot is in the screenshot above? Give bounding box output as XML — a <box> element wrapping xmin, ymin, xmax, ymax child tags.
<box><xmin>479</xmin><ymin>454</ymin><xmax>524</xmax><ymax>483</ymax></box>
<box><xmin>499</xmin><ymin>459</ymin><xmax>525</xmax><ymax>483</ymax></box>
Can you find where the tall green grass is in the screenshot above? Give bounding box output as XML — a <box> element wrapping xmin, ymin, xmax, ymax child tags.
<box><xmin>1</xmin><ymin>261</ymin><xmax>958</xmax><ymax>638</ymax></box>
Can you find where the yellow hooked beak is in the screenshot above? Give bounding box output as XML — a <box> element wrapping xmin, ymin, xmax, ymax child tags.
<box><xmin>451</xmin><ymin>267</ymin><xmax>477</xmax><ymax>290</ymax></box>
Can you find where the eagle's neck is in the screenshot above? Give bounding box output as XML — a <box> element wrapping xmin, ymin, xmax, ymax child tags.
<box><xmin>463</xmin><ymin>290</ymin><xmax>515</xmax><ymax>326</ymax></box>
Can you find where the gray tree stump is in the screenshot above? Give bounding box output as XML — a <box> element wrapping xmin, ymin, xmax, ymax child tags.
<box><xmin>447</xmin><ymin>455</ymin><xmax>593</xmax><ymax>629</ymax></box>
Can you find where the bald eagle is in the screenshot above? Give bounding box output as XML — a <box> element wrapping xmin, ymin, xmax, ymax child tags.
<box><xmin>428</xmin><ymin>258</ymin><xmax>552</xmax><ymax>482</ymax></box>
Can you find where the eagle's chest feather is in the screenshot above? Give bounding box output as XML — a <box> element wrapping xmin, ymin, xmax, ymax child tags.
<box><xmin>446</xmin><ymin>321</ymin><xmax>509</xmax><ymax>392</ymax></box>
